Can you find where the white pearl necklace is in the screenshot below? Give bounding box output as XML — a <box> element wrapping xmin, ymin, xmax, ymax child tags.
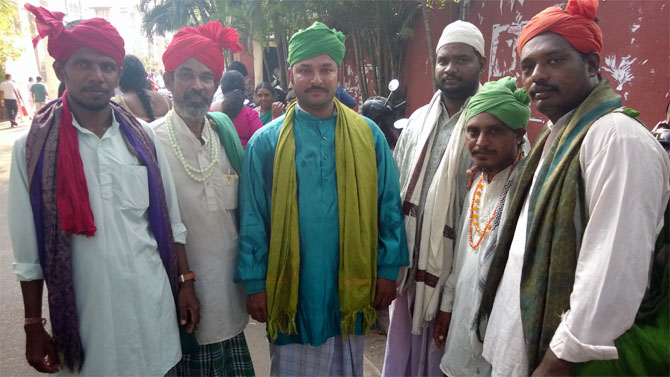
<box><xmin>165</xmin><ymin>115</ymin><xmax>219</xmax><ymax>182</ymax></box>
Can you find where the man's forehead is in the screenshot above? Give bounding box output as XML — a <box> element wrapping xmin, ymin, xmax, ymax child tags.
<box><xmin>67</xmin><ymin>47</ymin><xmax>118</xmax><ymax>65</ymax></box>
<box><xmin>175</xmin><ymin>57</ymin><xmax>214</xmax><ymax>75</ymax></box>
<box><xmin>520</xmin><ymin>32</ymin><xmax>575</xmax><ymax>59</ymax></box>
<box><xmin>292</xmin><ymin>54</ymin><xmax>337</xmax><ymax>68</ymax></box>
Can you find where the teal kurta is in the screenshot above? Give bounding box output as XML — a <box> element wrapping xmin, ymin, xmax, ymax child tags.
<box><xmin>236</xmin><ymin>106</ymin><xmax>409</xmax><ymax>346</ymax></box>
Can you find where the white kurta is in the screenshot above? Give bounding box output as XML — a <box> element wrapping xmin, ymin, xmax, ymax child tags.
<box><xmin>439</xmin><ymin>167</ymin><xmax>511</xmax><ymax>377</ymax></box>
<box><xmin>482</xmin><ymin>111</ymin><xmax>670</xmax><ymax>376</ymax></box>
<box><xmin>8</xmin><ymin>113</ymin><xmax>187</xmax><ymax>376</ymax></box>
<box><xmin>153</xmin><ymin>111</ymin><xmax>248</xmax><ymax>345</ymax></box>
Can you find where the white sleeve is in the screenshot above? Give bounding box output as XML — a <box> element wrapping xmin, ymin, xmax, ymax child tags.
<box><xmin>142</xmin><ymin>122</ymin><xmax>187</xmax><ymax>244</ymax></box>
<box><xmin>550</xmin><ymin>113</ymin><xmax>670</xmax><ymax>362</ymax></box>
<box><xmin>8</xmin><ymin>135</ymin><xmax>43</xmax><ymax>281</ymax></box>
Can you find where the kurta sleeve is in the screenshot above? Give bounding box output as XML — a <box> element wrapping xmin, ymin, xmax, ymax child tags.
<box><xmin>368</xmin><ymin>118</ymin><xmax>409</xmax><ymax>281</ymax></box>
<box><xmin>143</xmin><ymin>122</ymin><xmax>187</xmax><ymax>244</ymax></box>
<box><xmin>236</xmin><ymin>128</ymin><xmax>274</xmax><ymax>294</ymax></box>
<box><xmin>8</xmin><ymin>135</ymin><xmax>43</xmax><ymax>281</ymax></box>
<box><xmin>549</xmin><ymin>113</ymin><xmax>670</xmax><ymax>362</ymax></box>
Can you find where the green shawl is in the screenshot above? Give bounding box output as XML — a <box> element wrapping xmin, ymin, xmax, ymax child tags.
<box><xmin>207</xmin><ymin>112</ymin><xmax>244</xmax><ymax>174</ymax></box>
<box><xmin>478</xmin><ymin>80</ymin><xmax>623</xmax><ymax>372</ymax></box>
<box><xmin>259</xmin><ymin>110</ymin><xmax>272</xmax><ymax>125</ymax></box>
<box><xmin>266</xmin><ymin>99</ymin><xmax>378</xmax><ymax>340</ymax></box>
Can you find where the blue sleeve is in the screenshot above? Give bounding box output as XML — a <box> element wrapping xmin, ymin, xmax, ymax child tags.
<box><xmin>234</xmin><ymin>125</ymin><xmax>278</xmax><ymax>294</ymax></box>
<box><xmin>365</xmin><ymin>118</ymin><xmax>409</xmax><ymax>281</ymax></box>
<box><xmin>336</xmin><ymin>86</ymin><xmax>357</xmax><ymax>109</ymax></box>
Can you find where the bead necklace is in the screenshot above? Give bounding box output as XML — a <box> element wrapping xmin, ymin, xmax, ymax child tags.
<box><xmin>165</xmin><ymin>115</ymin><xmax>219</xmax><ymax>182</ymax></box>
<box><xmin>468</xmin><ymin>149</ymin><xmax>522</xmax><ymax>250</ymax></box>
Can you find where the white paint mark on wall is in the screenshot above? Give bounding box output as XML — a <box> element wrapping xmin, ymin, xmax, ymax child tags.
<box><xmin>602</xmin><ymin>55</ymin><xmax>638</xmax><ymax>91</ymax></box>
<box><xmin>624</xmin><ymin>92</ymin><xmax>629</xmax><ymax>101</ymax></box>
<box><xmin>478</xmin><ymin>13</ymin><xmax>484</xmax><ymax>24</ymax></box>
<box><xmin>630</xmin><ymin>38</ymin><xmax>635</xmax><ymax>45</ymax></box>
<box><xmin>631</xmin><ymin>24</ymin><xmax>640</xmax><ymax>32</ymax></box>
<box><xmin>651</xmin><ymin>69</ymin><xmax>656</xmax><ymax>74</ymax></box>
<box><xmin>488</xmin><ymin>22</ymin><xmax>526</xmax><ymax>80</ymax></box>
<box><xmin>499</xmin><ymin>0</ymin><xmax>525</xmax><ymax>14</ymax></box>
<box><xmin>515</xmin><ymin>11</ymin><xmax>523</xmax><ymax>24</ymax></box>
<box><xmin>642</xmin><ymin>59</ymin><xmax>648</xmax><ymax>65</ymax></box>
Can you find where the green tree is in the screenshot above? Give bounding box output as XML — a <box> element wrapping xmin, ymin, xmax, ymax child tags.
<box><xmin>0</xmin><ymin>0</ymin><xmax>24</xmax><ymax>77</ymax></box>
<box><xmin>140</xmin><ymin>0</ymin><xmax>422</xmax><ymax>100</ymax></box>
<box><xmin>141</xmin><ymin>0</ymin><xmax>217</xmax><ymax>37</ymax></box>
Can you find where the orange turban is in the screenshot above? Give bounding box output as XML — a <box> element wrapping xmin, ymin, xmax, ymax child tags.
<box><xmin>25</xmin><ymin>3</ymin><xmax>125</xmax><ymax>66</ymax></box>
<box><xmin>163</xmin><ymin>21</ymin><xmax>243</xmax><ymax>83</ymax></box>
<box><xmin>517</xmin><ymin>0</ymin><xmax>602</xmax><ymax>56</ymax></box>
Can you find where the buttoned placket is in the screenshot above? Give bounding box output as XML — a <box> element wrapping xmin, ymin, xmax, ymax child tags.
<box><xmin>183</xmin><ymin>122</ymin><xmax>219</xmax><ymax>213</ymax></box>
<box><xmin>74</xmin><ymin>120</ymin><xmax>116</xmax><ymax>200</ymax></box>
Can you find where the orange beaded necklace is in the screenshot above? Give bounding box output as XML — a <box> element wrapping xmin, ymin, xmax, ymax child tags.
<box><xmin>468</xmin><ymin>149</ymin><xmax>522</xmax><ymax>250</ymax></box>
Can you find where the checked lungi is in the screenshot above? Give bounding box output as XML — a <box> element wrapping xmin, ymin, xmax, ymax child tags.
<box><xmin>270</xmin><ymin>335</ymin><xmax>364</xmax><ymax>376</ymax></box>
<box><xmin>170</xmin><ymin>332</ymin><xmax>255</xmax><ymax>377</ymax></box>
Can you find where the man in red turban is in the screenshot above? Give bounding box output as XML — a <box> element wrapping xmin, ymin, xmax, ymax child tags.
<box><xmin>9</xmin><ymin>4</ymin><xmax>199</xmax><ymax>375</ymax></box>
<box><xmin>478</xmin><ymin>0</ymin><xmax>670</xmax><ymax>376</ymax></box>
<box><xmin>154</xmin><ymin>21</ymin><xmax>254</xmax><ymax>376</ymax></box>
<box><xmin>162</xmin><ymin>21</ymin><xmax>243</xmax><ymax>84</ymax></box>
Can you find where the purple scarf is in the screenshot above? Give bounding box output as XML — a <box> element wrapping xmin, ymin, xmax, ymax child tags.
<box><xmin>25</xmin><ymin>99</ymin><xmax>178</xmax><ymax>371</ymax></box>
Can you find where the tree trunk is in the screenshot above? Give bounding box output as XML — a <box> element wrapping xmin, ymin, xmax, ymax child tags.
<box><xmin>421</xmin><ymin>2</ymin><xmax>438</xmax><ymax>92</ymax></box>
<box><xmin>275</xmin><ymin>28</ymin><xmax>289</xmax><ymax>91</ymax></box>
<box><xmin>351</xmin><ymin>34</ymin><xmax>368</xmax><ymax>100</ymax></box>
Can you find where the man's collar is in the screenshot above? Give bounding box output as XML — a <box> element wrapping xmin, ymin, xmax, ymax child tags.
<box><xmin>169</xmin><ymin>109</ymin><xmax>212</xmax><ymax>143</ymax></box>
<box><xmin>295</xmin><ymin>103</ymin><xmax>338</xmax><ymax>120</ymax></box>
<box><xmin>547</xmin><ymin>109</ymin><xmax>577</xmax><ymax>131</ymax></box>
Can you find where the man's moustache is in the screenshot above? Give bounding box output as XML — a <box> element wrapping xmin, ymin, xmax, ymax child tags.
<box><xmin>184</xmin><ymin>91</ymin><xmax>208</xmax><ymax>101</ymax></box>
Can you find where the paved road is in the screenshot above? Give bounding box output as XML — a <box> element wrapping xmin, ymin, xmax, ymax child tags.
<box><xmin>0</xmin><ymin>120</ymin><xmax>386</xmax><ymax>377</ymax></box>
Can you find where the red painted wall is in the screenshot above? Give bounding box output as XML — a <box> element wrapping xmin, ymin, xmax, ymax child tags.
<box><xmin>397</xmin><ymin>1</ymin><xmax>669</xmax><ymax>141</ymax></box>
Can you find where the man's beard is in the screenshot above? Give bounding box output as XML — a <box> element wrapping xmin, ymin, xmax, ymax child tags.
<box><xmin>439</xmin><ymin>78</ymin><xmax>479</xmax><ymax>101</ymax></box>
<box><xmin>174</xmin><ymin>90</ymin><xmax>210</xmax><ymax>120</ymax></box>
<box><xmin>68</xmin><ymin>91</ymin><xmax>109</xmax><ymax>111</ymax></box>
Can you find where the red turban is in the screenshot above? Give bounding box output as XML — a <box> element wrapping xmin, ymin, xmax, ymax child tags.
<box><xmin>25</xmin><ymin>3</ymin><xmax>125</xmax><ymax>67</ymax></box>
<box><xmin>517</xmin><ymin>0</ymin><xmax>602</xmax><ymax>56</ymax></box>
<box><xmin>162</xmin><ymin>21</ymin><xmax>243</xmax><ymax>83</ymax></box>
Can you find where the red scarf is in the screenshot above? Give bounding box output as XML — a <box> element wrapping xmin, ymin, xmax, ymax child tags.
<box><xmin>56</xmin><ymin>92</ymin><xmax>96</xmax><ymax>236</ymax></box>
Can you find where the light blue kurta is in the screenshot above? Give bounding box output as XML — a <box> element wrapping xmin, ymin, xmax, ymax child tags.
<box><xmin>236</xmin><ymin>106</ymin><xmax>409</xmax><ymax>346</ymax></box>
<box><xmin>8</xmin><ymin>113</ymin><xmax>186</xmax><ymax>376</ymax></box>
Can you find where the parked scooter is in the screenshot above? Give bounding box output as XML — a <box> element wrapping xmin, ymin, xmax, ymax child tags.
<box><xmin>361</xmin><ymin>79</ymin><xmax>407</xmax><ymax>150</ymax></box>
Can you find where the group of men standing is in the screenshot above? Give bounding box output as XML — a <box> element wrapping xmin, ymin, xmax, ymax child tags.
<box><xmin>383</xmin><ymin>1</ymin><xmax>670</xmax><ymax>377</ymax></box>
<box><xmin>7</xmin><ymin>0</ymin><xmax>669</xmax><ymax>376</ymax></box>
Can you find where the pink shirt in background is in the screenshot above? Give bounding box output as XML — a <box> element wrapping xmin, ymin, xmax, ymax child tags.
<box><xmin>232</xmin><ymin>106</ymin><xmax>263</xmax><ymax>148</ymax></box>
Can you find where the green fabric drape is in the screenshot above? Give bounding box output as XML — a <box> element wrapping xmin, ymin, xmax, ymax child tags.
<box><xmin>266</xmin><ymin>99</ymin><xmax>378</xmax><ymax>340</ymax></box>
<box><xmin>207</xmin><ymin>112</ymin><xmax>244</xmax><ymax>174</ymax></box>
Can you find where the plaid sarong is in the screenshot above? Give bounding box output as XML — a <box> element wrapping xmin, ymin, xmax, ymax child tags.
<box><xmin>171</xmin><ymin>333</ymin><xmax>255</xmax><ymax>377</ymax></box>
<box><xmin>269</xmin><ymin>335</ymin><xmax>364</xmax><ymax>376</ymax></box>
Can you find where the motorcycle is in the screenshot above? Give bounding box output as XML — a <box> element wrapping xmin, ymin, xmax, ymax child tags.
<box><xmin>361</xmin><ymin>79</ymin><xmax>407</xmax><ymax>150</ymax></box>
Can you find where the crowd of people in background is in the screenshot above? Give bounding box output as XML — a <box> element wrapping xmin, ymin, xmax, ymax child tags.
<box><xmin>5</xmin><ymin>0</ymin><xmax>670</xmax><ymax>376</ymax></box>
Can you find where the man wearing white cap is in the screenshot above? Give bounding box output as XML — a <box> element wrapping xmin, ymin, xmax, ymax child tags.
<box><xmin>382</xmin><ymin>20</ymin><xmax>486</xmax><ymax>377</ymax></box>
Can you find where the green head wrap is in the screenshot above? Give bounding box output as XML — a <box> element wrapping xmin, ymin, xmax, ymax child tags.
<box><xmin>465</xmin><ymin>76</ymin><xmax>531</xmax><ymax>129</ymax></box>
<box><xmin>287</xmin><ymin>21</ymin><xmax>346</xmax><ymax>67</ymax></box>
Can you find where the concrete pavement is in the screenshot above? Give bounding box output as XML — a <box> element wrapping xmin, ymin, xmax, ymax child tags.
<box><xmin>0</xmin><ymin>119</ymin><xmax>388</xmax><ymax>376</ymax></box>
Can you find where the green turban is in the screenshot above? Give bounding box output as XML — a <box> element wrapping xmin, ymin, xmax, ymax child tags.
<box><xmin>465</xmin><ymin>76</ymin><xmax>531</xmax><ymax>129</ymax></box>
<box><xmin>287</xmin><ymin>21</ymin><xmax>346</xmax><ymax>67</ymax></box>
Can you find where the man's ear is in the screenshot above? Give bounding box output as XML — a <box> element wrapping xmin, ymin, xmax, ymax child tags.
<box><xmin>164</xmin><ymin>71</ymin><xmax>174</xmax><ymax>92</ymax></box>
<box><xmin>585</xmin><ymin>52</ymin><xmax>600</xmax><ymax>79</ymax></box>
<box><xmin>115</xmin><ymin>66</ymin><xmax>123</xmax><ymax>87</ymax></box>
<box><xmin>53</xmin><ymin>61</ymin><xmax>65</xmax><ymax>82</ymax></box>
<box><xmin>515</xmin><ymin>128</ymin><xmax>527</xmax><ymax>144</ymax></box>
<box><xmin>479</xmin><ymin>55</ymin><xmax>487</xmax><ymax>74</ymax></box>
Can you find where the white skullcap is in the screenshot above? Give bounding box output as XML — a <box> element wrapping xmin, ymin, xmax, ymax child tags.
<box><xmin>436</xmin><ymin>20</ymin><xmax>485</xmax><ymax>56</ymax></box>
